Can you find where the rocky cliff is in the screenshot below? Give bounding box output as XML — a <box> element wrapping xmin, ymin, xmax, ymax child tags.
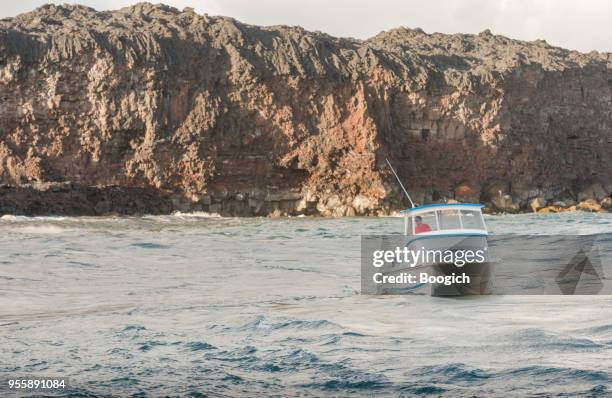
<box><xmin>0</xmin><ymin>3</ymin><xmax>610</xmax><ymax>216</ymax></box>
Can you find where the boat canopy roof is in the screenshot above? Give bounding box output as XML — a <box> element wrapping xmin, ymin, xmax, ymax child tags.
<box><xmin>400</xmin><ymin>203</ymin><xmax>484</xmax><ymax>215</ymax></box>
<box><xmin>401</xmin><ymin>203</ymin><xmax>487</xmax><ymax>236</ymax></box>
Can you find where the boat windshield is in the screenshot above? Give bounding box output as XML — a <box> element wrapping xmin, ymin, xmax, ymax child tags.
<box><xmin>459</xmin><ymin>209</ymin><xmax>486</xmax><ymax>230</ymax></box>
<box><xmin>409</xmin><ymin>207</ymin><xmax>486</xmax><ymax>234</ymax></box>
<box><xmin>438</xmin><ymin>209</ymin><xmax>461</xmax><ymax>229</ymax></box>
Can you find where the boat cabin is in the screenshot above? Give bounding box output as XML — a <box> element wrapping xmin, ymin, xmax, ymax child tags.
<box><xmin>401</xmin><ymin>203</ymin><xmax>488</xmax><ymax>236</ymax></box>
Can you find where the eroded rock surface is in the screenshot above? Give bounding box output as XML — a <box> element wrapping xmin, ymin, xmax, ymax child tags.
<box><xmin>0</xmin><ymin>3</ymin><xmax>610</xmax><ymax>215</ymax></box>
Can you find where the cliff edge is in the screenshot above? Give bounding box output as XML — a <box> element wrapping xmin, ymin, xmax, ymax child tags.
<box><xmin>0</xmin><ymin>3</ymin><xmax>611</xmax><ymax>215</ymax></box>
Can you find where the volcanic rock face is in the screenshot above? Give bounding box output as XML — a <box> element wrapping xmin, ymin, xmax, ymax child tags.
<box><xmin>0</xmin><ymin>3</ymin><xmax>610</xmax><ymax>216</ymax></box>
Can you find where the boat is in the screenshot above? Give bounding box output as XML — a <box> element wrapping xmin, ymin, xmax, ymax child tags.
<box><xmin>398</xmin><ymin>203</ymin><xmax>493</xmax><ymax>296</ymax></box>
<box><xmin>376</xmin><ymin>159</ymin><xmax>493</xmax><ymax>296</ymax></box>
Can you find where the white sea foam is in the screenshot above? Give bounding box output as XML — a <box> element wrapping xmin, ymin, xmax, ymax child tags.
<box><xmin>170</xmin><ymin>211</ymin><xmax>222</xmax><ymax>218</ymax></box>
<box><xmin>15</xmin><ymin>225</ymin><xmax>70</xmax><ymax>234</ymax></box>
<box><xmin>0</xmin><ymin>214</ymin><xmax>69</xmax><ymax>222</ymax></box>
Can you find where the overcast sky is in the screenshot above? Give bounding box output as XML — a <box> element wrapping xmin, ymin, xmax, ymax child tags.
<box><xmin>2</xmin><ymin>0</ymin><xmax>611</xmax><ymax>53</ymax></box>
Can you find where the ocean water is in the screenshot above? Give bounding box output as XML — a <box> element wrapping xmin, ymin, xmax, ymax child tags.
<box><xmin>0</xmin><ymin>212</ymin><xmax>611</xmax><ymax>397</ymax></box>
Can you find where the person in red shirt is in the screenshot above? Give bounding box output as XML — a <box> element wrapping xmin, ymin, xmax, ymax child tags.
<box><xmin>414</xmin><ymin>216</ymin><xmax>432</xmax><ymax>234</ymax></box>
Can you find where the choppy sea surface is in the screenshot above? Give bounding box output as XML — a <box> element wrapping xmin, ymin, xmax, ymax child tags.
<box><xmin>0</xmin><ymin>212</ymin><xmax>611</xmax><ymax>397</ymax></box>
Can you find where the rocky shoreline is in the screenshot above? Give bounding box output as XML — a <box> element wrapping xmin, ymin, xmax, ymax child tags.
<box><xmin>0</xmin><ymin>4</ymin><xmax>610</xmax><ymax>217</ymax></box>
<box><xmin>0</xmin><ymin>181</ymin><xmax>610</xmax><ymax>217</ymax></box>
<box><xmin>480</xmin><ymin>183</ymin><xmax>612</xmax><ymax>214</ymax></box>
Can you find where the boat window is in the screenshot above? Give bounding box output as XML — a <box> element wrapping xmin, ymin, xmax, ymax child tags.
<box><xmin>460</xmin><ymin>209</ymin><xmax>485</xmax><ymax>230</ymax></box>
<box><xmin>437</xmin><ymin>209</ymin><xmax>462</xmax><ymax>230</ymax></box>
<box><xmin>413</xmin><ymin>211</ymin><xmax>438</xmax><ymax>234</ymax></box>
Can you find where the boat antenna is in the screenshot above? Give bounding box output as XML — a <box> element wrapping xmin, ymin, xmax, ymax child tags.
<box><xmin>385</xmin><ymin>158</ymin><xmax>415</xmax><ymax>208</ymax></box>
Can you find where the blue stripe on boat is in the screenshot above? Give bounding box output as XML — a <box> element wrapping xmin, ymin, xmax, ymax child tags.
<box><xmin>400</xmin><ymin>203</ymin><xmax>485</xmax><ymax>214</ymax></box>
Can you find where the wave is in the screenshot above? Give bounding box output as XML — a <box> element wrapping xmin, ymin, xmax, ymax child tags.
<box><xmin>185</xmin><ymin>342</ymin><xmax>216</xmax><ymax>351</ymax></box>
<box><xmin>121</xmin><ymin>325</ymin><xmax>146</xmax><ymax>332</ymax></box>
<box><xmin>170</xmin><ymin>211</ymin><xmax>223</xmax><ymax>218</ymax></box>
<box><xmin>487</xmin><ymin>212</ymin><xmax>612</xmax><ymax>235</ymax></box>
<box><xmin>576</xmin><ymin>324</ymin><xmax>612</xmax><ymax>335</ymax></box>
<box><xmin>501</xmin><ymin>365</ymin><xmax>609</xmax><ymax>383</ymax></box>
<box><xmin>413</xmin><ymin>363</ymin><xmax>491</xmax><ymax>382</ymax></box>
<box><xmin>0</xmin><ymin>214</ymin><xmax>69</xmax><ymax>222</ymax></box>
<box><xmin>12</xmin><ymin>225</ymin><xmax>71</xmax><ymax>234</ymax></box>
<box><xmin>129</xmin><ymin>242</ymin><xmax>170</xmax><ymax>249</ymax></box>
<box><xmin>238</xmin><ymin>315</ymin><xmax>339</xmax><ymax>333</ymax></box>
<box><xmin>313</xmin><ymin>379</ymin><xmax>390</xmax><ymax>391</ymax></box>
<box><xmin>506</xmin><ymin>328</ymin><xmax>604</xmax><ymax>350</ymax></box>
<box><xmin>299</xmin><ymin>360</ymin><xmax>390</xmax><ymax>391</ymax></box>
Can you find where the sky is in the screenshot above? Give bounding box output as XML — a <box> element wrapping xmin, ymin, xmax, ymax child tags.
<box><xmin>2</xmin><ymin>0</ymin><xmax>611</xmax><ymax>53</ymax></box>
